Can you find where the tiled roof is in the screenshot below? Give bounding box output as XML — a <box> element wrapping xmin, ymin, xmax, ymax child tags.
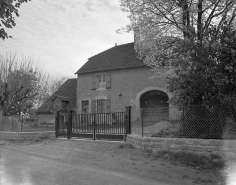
<box><xmin>75</xmin><ymin>42</ymin><xmax>145</xmax><ymax>74</ymax></box>
<box><xmin>36</xmin><ymin>78</ymin><xmax>77</xmax><ymax>114</ymax></box>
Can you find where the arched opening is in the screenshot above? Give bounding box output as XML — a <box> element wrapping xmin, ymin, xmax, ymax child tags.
<box><xmin>140</xmin><ymin>90</ymin><xmax>169</xmax><ymax>123</ymax></box>
<box><xmin>140</xmin><ymin>90</ymin><xmax>169</xmax><ymax>108</ymax></box>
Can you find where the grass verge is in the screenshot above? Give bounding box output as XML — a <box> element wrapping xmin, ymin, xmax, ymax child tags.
<box><xmin>152</xmin><ymin>150</ymin><xmax>225</xmax><ymax>170</ymax></box>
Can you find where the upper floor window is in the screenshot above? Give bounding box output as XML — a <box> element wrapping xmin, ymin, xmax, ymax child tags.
<box><xmin>92</xmin><ymin>73</ymin><xmax>111</xmax><ymax>90</ymax></box>
<box><xmin>98</xmin><ymin>75</ymin><xmax>106</xmax><ymax>83</ymax></box>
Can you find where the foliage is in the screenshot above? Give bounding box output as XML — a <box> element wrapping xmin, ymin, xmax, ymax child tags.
<box><xmin>36</xmin><ymin>77</ymin><xmax>68</xmax><ymax>108</ymax></box>
<box><xmin>0</xmin><ymin>53</ymin><xmax>48</xmax><ymax>115</ymax></box>
<box><xmin>178</xmin><ymin>105</ymin><xmax>226</xmax><ymax>139</ymax></box>
<box><xmin>0</xmin><ymin>0</ymin><xmax>30</xmax><ymax>40</ymax></box>
<box><xmin>167</xmin><ymin>23</ymin><xmax>236</xmax><ymax>106</ymax></box>
<box><xmin>120</xmin><ymin>0</ymin><xmax>236</xmax><ymax>40</ymax></box>
<box><xmin>120</xmin><ymin>0</ymin><xmax>236</xmax><ymax>106</ymax></box>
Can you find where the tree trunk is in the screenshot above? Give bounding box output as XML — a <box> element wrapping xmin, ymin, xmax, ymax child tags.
<box><xmin>182</xmin><ymin>0</ymin><xmax>190</xmax><ymax>38</ymax></box>
<box><xmin>197</xmin><ymin>0</ymin><xmax>203</xmax><ymax>41</ymax></box>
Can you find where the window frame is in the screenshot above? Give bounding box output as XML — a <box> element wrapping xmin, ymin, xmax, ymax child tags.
<box><xmin>97</xmin><ymin>99</ymin><xmax>106</xmax><ymax>113</ymax></box>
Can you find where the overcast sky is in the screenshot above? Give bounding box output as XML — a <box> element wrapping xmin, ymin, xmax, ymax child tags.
<box><xmin>0</xmin><ymin>0</ymin><xmax>133</xmax><ymax>80</ymax></box>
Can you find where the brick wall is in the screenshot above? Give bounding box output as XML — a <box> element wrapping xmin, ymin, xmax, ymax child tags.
<box><xmin>77</xmin><ymin>66</ymin><xmax>170</xmax><ymax>121</ymax></box>
<box><xmin>0</xmin><ymin>131</ymin><xmax>55</xmax><ymax>140</ymax></box>
<box><xmin>127</xmin><ymin>134</ymin><xmax>236</xmax><ymax>160</ymax></box>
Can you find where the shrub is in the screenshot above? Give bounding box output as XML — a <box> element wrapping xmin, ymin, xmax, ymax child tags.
<box><xmin>178</xmin><ymin>106</ymin><xmax>226</xmax><ymax>139</ymax></box>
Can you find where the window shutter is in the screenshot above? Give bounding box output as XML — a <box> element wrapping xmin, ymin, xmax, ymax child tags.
<box><xmin>91</xmin><ymin>76</ymin><xmax>96</xmax><ymax>90</ymax></box>
<box><xmin>92</xmin><ymin>100</ymin><xmax>96</xmax><ymax>113</ymax></box>
<box><xmin>105</xmin><ymin>73</ymin><xmax>111</xmax><ymax>89</ymax></box>
<box><xmin>106</xmin><ymin>99</ymin><xmax>111</xmax><ymax>113</ymax></box>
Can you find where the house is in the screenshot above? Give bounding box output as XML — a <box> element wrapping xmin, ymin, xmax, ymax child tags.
<box><xmin>36</xmin><ymin>78</ymin><xmax>77</xmax><ymax>126</ymax></box>
<box><xmin>75</xmin><ymin>42</ymin><xmax>173</xmax><ymax>122</ymax></box>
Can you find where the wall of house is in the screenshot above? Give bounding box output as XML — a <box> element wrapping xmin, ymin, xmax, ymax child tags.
<box><xmin>77</xmin><ymin>66</ymin><xmax>173</xmax><ymax>121</ymax></box>
<box><xmin>37</xmin><ymin>113</ymin><xmax>55</xmax><ymax>126</ymax></box>
<box><xmin>53</xmin><ymin>98</ymin><xmax>62</xmax><ymax>111</ymax></box>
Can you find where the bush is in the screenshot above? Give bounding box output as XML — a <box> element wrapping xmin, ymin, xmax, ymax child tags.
<box><xmin>178</xmin><ymin>106</ymin><xmax>226</xmax><ymax>139</ymax></box>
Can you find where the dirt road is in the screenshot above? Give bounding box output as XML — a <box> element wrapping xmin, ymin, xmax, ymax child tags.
<box><xmin>0</xmin><ymin>139</ymin><xmax>226</xmax><ymax>185</ymax></box>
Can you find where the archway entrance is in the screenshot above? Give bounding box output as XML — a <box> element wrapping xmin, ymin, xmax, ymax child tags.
<box><xmin>140</xmin><ymin>90</ymin><xmax>169</xmax><ymax>108</ymax></box>
<box><xmin>140</xmin><ymin>90</ymin><xmax>169</xmax><ymax>124</ymax></box>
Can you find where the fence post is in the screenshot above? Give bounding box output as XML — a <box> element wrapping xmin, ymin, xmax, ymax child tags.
<box><xmin>93</xmin><ymin>113</ymin><xmax>96</xmax><ymax>141</ymax></box>
<box><xmin>55</xmin><ymin>111</ymin><xmax>60</xmax><ymax>138</ymax></box>
<box><xmin>141</xmin><ymin>109</ymin><xmax>144</xmax><ymax>137</ymax></box>
<box><xmin>21</xmin><ymin>115</ymin><xmax>23</xmax><ymax>132</ymax></box>
<box><xmin>0</xmin><ymin>109</ymin><xmax>2</xmax><ymax>131</ymax></box>
<box><xmin>125</xmin><ymin>106</ymin><xmax>132</xmax><ymax>136</ymax></box>
<box><xmin>67</xmin><ymin>110</ymin><xmax>73</xmax><ymax>139</ymax></box>
<box><xmin>11</xmin><ymin>115</ymin><xmax>13</xmax><ymax>132</ymax></box>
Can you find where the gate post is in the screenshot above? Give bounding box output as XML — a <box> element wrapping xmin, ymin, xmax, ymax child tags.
<box><xmin>125</xmin><ymin>106</ymin><xmax>132</xmax><ymax>137</ymax></box>
<box><xmin>55</xmin><ymin>111</ymin><xmax>60</xmax><ymax>138</ymax></box>
<box><xmin>67</xmin><ymin>110</ymin><xmax>73</xmax><ymax>139</ymax></box>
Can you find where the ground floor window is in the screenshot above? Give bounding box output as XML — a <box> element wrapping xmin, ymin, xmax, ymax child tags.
<box><xmin>81</xmin><ymin>100</ymin><xmax>89</xmax><ymax>114</ymax></box>
<box><xmin>92</xmin><ymin>99</ymin><xmax>111</xmax><ymax>113</ymax></box>
<box><xmin>97</xmin><ymin>99</ymin><xmax>105</xmax><ymax>113</ymax></box>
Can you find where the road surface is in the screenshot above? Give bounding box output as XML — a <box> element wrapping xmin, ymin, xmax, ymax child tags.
<box><xmin>0</xmin><ymin>146</ymin><xmax>170</xmax><ymax>185</ymax></box>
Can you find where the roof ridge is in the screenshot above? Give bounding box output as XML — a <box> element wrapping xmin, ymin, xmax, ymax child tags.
<box><xmin>75</xmin><ymin>42</ymin><xmax>145</xmax><ymax>75</ymax></box>
<box><xmin>88</xmin><ymin>42</ymin><xmax>134</xmax><ymax>60</ymax></box>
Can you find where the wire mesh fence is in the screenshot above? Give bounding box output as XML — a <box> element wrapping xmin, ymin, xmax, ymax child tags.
<box><xmin>133</xmin><ymin>105</ymin><xmax>236</xmax><ymax>139</ymax></box>
<box><xmin>0</xmin><ymin>115</ymin><xmax>54</xmax><ymax>132</ymax></box>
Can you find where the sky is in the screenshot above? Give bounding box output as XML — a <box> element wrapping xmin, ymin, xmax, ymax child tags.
<box><xmin>0</xmin><ymin>0</ymin><xmax>134</xmax><ymax>80</ymax></box>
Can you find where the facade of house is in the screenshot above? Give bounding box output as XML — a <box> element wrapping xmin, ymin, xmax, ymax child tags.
<box><xmin>75</xmin><ymin>42</ymin><xmax>175</xmax><ymax>121</ymax></box>
<box><xmin>36</xmin><ymin>78</ymin><xmax>77</xmax><ymax>126</ymax></box>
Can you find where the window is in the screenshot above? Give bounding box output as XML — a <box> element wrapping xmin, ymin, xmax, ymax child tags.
<box><xmin>98</xmin><ymin>75</ymin><xmax>106</xmax><ymax>83</ymax></box>
<box><xmin>92</xmin><ymin>99</ymin><xmax>111</xmax><ymax>113</ymax></box>
<box><xmin>91</xmin><ymin>73</ymin><xmax>111</xmax><ymax>90</ymax></box>
<box><xmin>81</xmin><ymin>100</ymin><xmax>89</xmax><ymax>114</ymax></box>
<box><xmin>97</xmin><ymin>99</ymin><xmax>105</xmax><ymax>113</ymax></box>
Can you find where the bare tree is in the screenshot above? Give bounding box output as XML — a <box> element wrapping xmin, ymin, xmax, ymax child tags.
<box><xmin>120</xmin><ymin>0</ymin><xmax>236</xmax><ymax>41</ymax></box>
<box><xmin>0</xmin><ymin>53</ymin><xmax>48</xmax><ymax>115</ymax></box>
<box><xmin>36</xmin><ymin>76</ymin><xmax>68</xmax><ymax>108</ymax></box>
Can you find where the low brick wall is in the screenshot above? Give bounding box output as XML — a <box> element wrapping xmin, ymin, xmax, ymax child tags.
<box><xmin>0</xmin><ymin>131</ymin><xmax>55</xmax><ymax>141</ymax></box>
<box><xmin>127</xmin><ymin>134</ymin><xmax>236</xmax><ymax>159</ymax></box>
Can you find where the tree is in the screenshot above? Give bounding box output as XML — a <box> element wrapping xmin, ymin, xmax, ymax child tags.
<box><xmin>120</xmin><ymin>0</ymin><xmax>236</xmax><ymax>106</ymax></box>
<box><xmin>0</xmin><ymin>53</ymin><xmax>48</xmax><ymax>115</ymax></box>
<box><xmin>0</xmin><ymin>0</ymin><xmax>30</xmax><ymax>40</ymax></box>
<box><xmin>120</xmin><ymin>0</ymin><xmax>236</xmax><ymax>40</ymax></box>
<box><xmin>36</xmin><ymin>77</ymin><xmax>68</xmax><ymax>108</ymax></box>
<box><xmin>167</xmin><ymin>22</ymin><xmax>236</xmax><ymax>106</ymax></box>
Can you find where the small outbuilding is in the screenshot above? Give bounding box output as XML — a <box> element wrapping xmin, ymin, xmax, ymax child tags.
<box><xmin>36</xmin><ymin>78</ymin><xmax>77</xmax><ymax>126</ymax></box>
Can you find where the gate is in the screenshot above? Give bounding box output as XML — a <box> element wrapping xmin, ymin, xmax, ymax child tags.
<box><xmin>55</xmin><ymin>107</ymin><xmax>131</xmax><ymax>141</ymax></box>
